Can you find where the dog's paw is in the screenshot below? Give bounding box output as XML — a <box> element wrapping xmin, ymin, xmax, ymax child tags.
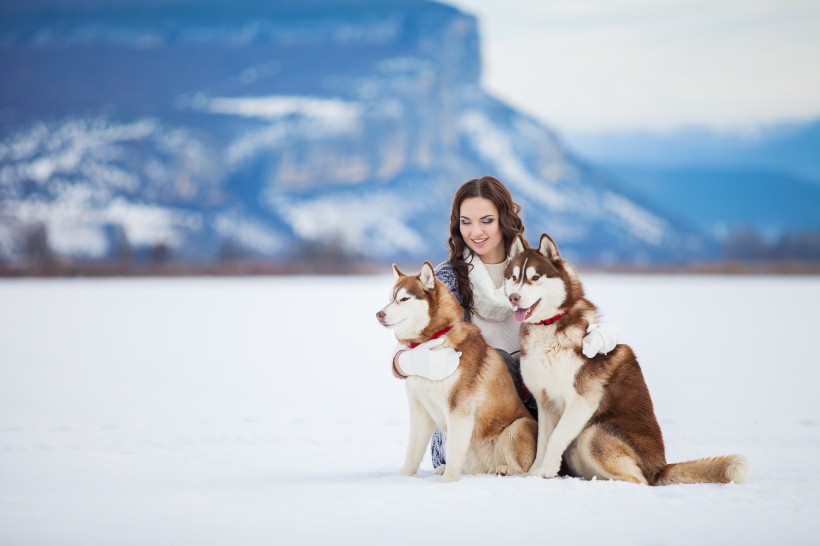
<box><xmin>495</xmin><ymin>465</ymin><xmax>511</xmax><ymax>476</ymax></box>
<box><xmin>440</xmin><ymin>470</ymin><xmax>460</xmax><ymax>483</ymax></box>
<box><xmin>434</xmin><ymin>464</ymin><xmax>446</xmax><ymax>476</ymax></box>
<box><xmin>399</xmin><ymin>465</ymin><xmax>418</xmax><ymax>476</ymax></box>
<box><xmin>529</xmin><ymin>461</ymin><xmax>560</xmax><ymax>479</ymax></box>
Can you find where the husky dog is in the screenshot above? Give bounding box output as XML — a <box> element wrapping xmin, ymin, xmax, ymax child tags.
<box><xmin>504</xmin><ymin>234</ymin><xmax>749</xmax><ymax>485</ymax></box>
<box><xmin>377</xmin><ymin>262</ymin><xmax>537</xmax><ymax>482</ymax></box>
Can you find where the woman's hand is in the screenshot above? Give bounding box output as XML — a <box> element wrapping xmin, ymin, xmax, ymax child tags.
<box><xmin>391</xmin><ymin>338</ymin><xmax>461</xmax><ymax>380</ymax></box>
<box><xmin>582</xmin><ymin>322</ymin><xmax>620</xmax><ymax>358</ymax></box>
<box><xmin>392</xmin><ymin>348</ymin><xmax>408</xmax><ymax>379</ymax></box>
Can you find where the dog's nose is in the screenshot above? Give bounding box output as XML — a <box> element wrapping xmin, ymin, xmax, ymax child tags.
<box><xmin>376</xmin><ymin>310</ymin><xmax>386</xmax><ymax>321</ymax></box>
<box><xmin>508</xmin><ymin>293</ymin><xmax>520</xmax><ymax>307</ymax></box>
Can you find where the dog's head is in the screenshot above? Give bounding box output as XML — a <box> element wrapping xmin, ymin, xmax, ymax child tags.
<box><xmin>376</xmin><ymin>261</ymin><xmax>461</xmax><ymax>344</ymax></box>
<box><xmin>504</xmin><ymin>233</ymin><xmax>582</xmax><ymax>323</ymax></box>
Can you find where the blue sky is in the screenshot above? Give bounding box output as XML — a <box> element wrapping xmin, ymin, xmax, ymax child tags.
<box><xmin>448</xmin><ymin>0</ymin><xmax>820</xmax><ymax>135</ymax></box>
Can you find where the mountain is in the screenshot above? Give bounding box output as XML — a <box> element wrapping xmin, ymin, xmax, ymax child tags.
<box><xmin>565</xmin><ymin>121</ymin><xmax>820</xmax><ymax>182</ymax></box>
<box><xmin>600</xmin><ymin>166</ymin><xmax>820</xmax><ymax>241</ymax></box>
<box><xmin>0</xmin><ymin>0</ymin><xmax>713</xmax><ymax>271</ymax></box>
<box><xmin>564</xmin><ymin>123</ymin><xmax>820</xmax><ymax>244</ymax></box>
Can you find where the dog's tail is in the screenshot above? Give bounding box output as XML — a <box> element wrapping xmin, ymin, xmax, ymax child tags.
<box><xmin>654</xmin><ymin>454</ymin><xmax>749</xmax><ymax>485</ymax></box>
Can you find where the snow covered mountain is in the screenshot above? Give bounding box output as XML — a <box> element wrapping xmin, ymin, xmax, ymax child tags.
<box><xmin>566</xmin><ymin>121</ymin><xmax>820</xmax><ymax>242</ymax></box>
<box><xmin>0</xmin><ymin>0</ymin><xmax>712</xmax><ymax>269</ymax></box>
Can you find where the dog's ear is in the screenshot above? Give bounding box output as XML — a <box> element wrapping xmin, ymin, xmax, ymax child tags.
<box><xmin>392</xmin><ymin>263</ymin><xmax>404</xmax><ymax>278</ymax></box>
<box><xmin>538</xmin><ymin>233</ymin><xmax>561</xmax><ymax>262</ymax></box>
<box><xmin>509</xmin><ymin>234</ymin><xmax>527</xmax><ymax>259</ymax></box>
<box><xmin>419</xmin><ymin>261</ymin><xmax>436</xmax><ymax>292</ymax></box>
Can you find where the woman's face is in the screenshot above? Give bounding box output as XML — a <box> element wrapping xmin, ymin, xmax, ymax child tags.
<box><xmin>459</xmin><ymin>197</ymin><xmax>506</xmax><ymax>264</ymax></box>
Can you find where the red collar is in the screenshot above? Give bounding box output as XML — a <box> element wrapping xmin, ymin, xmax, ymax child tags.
<box><xmin>408</xmin><ymin>325</ymin><xmax>454</xmax><ymax>348</ymax></box>
<box><xmin>535</xmin><ymin>310</ymin><xmax>569</xmax><ymax>326</ymax></box>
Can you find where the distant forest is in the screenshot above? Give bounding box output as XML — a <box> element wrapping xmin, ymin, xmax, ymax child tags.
<box><xmin>3</xmin><ymin>222</ymin><xmax>818</xmax><ymax>277</ymax></box>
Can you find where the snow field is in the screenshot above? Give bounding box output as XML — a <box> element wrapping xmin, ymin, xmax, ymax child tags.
<box><xmin>1</xmin><ymin>274</ymin><xmax>819</xmax><ymax>545</ymax></box>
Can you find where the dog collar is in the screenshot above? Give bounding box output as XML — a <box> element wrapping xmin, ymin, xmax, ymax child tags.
<box><xmin>535</xmin><ymin>310</ymin><xmax>569</xmax><ymax>326</ymax></box>
<box><xmin>408</xmin><ymin>325</ymin><xmax>454</xmax><ymax>348</ymax></box>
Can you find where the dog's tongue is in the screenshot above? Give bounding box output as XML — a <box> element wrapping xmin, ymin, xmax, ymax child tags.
<box><xmin>514</xmin><ymin>307</ymin><xmax>528</xmax><ymax>322</ymax></box>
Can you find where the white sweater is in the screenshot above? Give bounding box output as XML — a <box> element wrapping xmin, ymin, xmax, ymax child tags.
<box><xmin>471</xmin><ymin>261</ymin><xmax>521</xmax><ymax>354</ymax></box>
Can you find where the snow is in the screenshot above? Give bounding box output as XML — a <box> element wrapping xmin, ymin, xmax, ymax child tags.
<box><xmin>270</xmin><ymin>193</ymin><xmax>427</xmax><ymax>255</ymax></box>
<box><xmin>213</xmin><ymin>213</ymin><xmax>284</xmax><ymax>255</ymax></box>
<box><xmin>458</xmin><ymin>110</ymin><xmax>569</xmax><ymax>210</ymax></box>
<box><xmin>10</xmin><ymin>196</ymin><xmax>202</xmax><ymax>257</ymax></box>
<box><xmin>603</xmin><ymin>192</ymin><xmax>668</xmax><ymax>246</ymax></box>
<box><xmin>0</xmin><ymin>118</ymin><xmax>218</xmax><ymax>258</ymax></box>
<box><xmin>202</xmin><ymin>96</ymin><xmax>362</xmax><ymax>130</ymax></box>
<box><xmin>1</xmin><ymin>274</ymin><xmax>819</xmax><ymax>545</ymax></box>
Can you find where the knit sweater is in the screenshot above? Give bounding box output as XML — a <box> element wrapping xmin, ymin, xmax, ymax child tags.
<box><xmin>433</xmin><ymin>261</ymin><xmax>468</xmax><ymax>320</ymax></box>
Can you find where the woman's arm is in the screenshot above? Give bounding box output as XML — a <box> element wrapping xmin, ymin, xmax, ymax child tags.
<box><xmin>434</xmin><ymin>261</ymin><xmax>470</xmax><ymax>322</ymax></box>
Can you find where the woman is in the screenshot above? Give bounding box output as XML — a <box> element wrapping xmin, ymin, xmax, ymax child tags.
<box><xmin>391</xmin><ymin>176</ymin><xmax>618</xmax><ymax>468</ymax></box>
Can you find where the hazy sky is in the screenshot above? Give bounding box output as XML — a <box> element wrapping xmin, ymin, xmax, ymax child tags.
<box><xmin>447</xmin><ymin>0</ymin><xmax>820</xmax><ymax>134</ymax></box>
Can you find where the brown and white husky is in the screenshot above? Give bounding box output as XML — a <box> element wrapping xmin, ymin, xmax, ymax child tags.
<box><xmin>504</xmin><ymin>234</ymin><xmax>749</xmax><ymax>485</ymax></box>
<box><xmin>377</xmin><ymin>262</ymin><xmax>537</xmax><ymax>482</ymax></box>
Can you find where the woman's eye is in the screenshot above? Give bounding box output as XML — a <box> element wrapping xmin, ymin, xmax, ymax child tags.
<box><xmin>482</xmin><ymin>219</ymin><xmax>494</xmax><ymax>224</ymax></box>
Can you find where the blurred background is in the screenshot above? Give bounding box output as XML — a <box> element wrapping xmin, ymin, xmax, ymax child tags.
<box><xmin>1</xmin><ymin>0</ymin><xmax>818</xmax><ymax>276</ymax></box>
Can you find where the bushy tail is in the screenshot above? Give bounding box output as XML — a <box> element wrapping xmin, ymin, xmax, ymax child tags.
<box><xmin>654</xmin><ymin>455</ymin><xmax>749</xmax><ymax>485</ymax></box>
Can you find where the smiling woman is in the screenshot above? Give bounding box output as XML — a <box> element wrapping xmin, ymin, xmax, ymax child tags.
<box><xmin>459</xmin><ymin>196</ymin><xmax>505</xmax><ymax>264</ymax></box>
<box><xmin>390</xmin><ymin>175</ymin><xmax>620</xmax><ymax>469</ymax></box>
<box><xmin>447</xmin><ymin>176</ymin><xmax>524</xmax><ymax>315</ymax></box>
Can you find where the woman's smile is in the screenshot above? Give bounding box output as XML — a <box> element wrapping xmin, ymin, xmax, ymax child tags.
<box><xmin>459</xmin><ymin>197</ymin><xmax>505</xmax><ymax>263</ymax></box>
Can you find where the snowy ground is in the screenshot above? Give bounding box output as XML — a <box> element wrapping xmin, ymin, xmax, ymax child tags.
<box><xmin>1</xmin><ymin>273</ymin><xmax>819</xmax><ymax>545</ymax></box>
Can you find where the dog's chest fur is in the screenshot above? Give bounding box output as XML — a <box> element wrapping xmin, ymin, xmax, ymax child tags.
<box><xmin>403</xmin><ymin>330</ymin><xmax>472</xmax><ymax>433</ymax></box>
<box><xmin>405</xmin><ymin>372</ymin><xmax>461</xmax><ymax>432</ymax></box>
<box><xmin>520</xmin><ymin>323</ymin><xmax>587</xmax><ymax>410</ymax></box>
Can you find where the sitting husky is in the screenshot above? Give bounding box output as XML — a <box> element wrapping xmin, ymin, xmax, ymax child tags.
<box><xmin>504</xmin><ymin>234</ymin><xmax>749</xmax><ymax>485</ymax></box>
<box><xmin>377</xmin><ymin>262</ymin><xmax>537</xmax><ymax>482</ymax></box>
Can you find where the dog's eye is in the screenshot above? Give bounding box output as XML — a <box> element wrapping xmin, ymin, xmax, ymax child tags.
<box><xmin>532</xmin><ymin>274</ymin><xmax>540</xmax><ymax>281</ymax></box>
<box><xmin>400</xmin><ymin>296</ymin><xmax>410</xmax><ymax>302</ymax></box>
<box><xmin>511</xmin><ymin>275</ymin><xmax>518</xmax><ymax>282</ymax></box>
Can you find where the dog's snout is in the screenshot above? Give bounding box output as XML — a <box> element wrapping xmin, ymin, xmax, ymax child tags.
<box><xmin>508</xmin><ymin>292</ymin><xmax>520</xmax><ymax>307</ymax></box>
<box><xmin>376</xmin><ymin>310</ymin><xmax>386</xmax><ymax>321</ymax></box>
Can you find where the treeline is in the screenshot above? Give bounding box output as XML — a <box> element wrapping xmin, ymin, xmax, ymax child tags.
<box><xmin>722</xmin><ymin>228</ymin><xmax>820</xmax><ymax>263</ymax></box>
<box><xmin>2</xmin><ymin>223</ymin><xmax>819</xmax><ymax>277</ymax></box>
<box><xmin>0</xmin><ymin>226</ymin><xmax>379</xmax><ymax>276</ymax></box>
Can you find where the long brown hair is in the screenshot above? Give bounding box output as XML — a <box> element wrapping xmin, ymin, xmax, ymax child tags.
<box><xmin>447</xmin><ymin>176</ymin><xmax>525</xmax><ymax>314</ymax></box>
